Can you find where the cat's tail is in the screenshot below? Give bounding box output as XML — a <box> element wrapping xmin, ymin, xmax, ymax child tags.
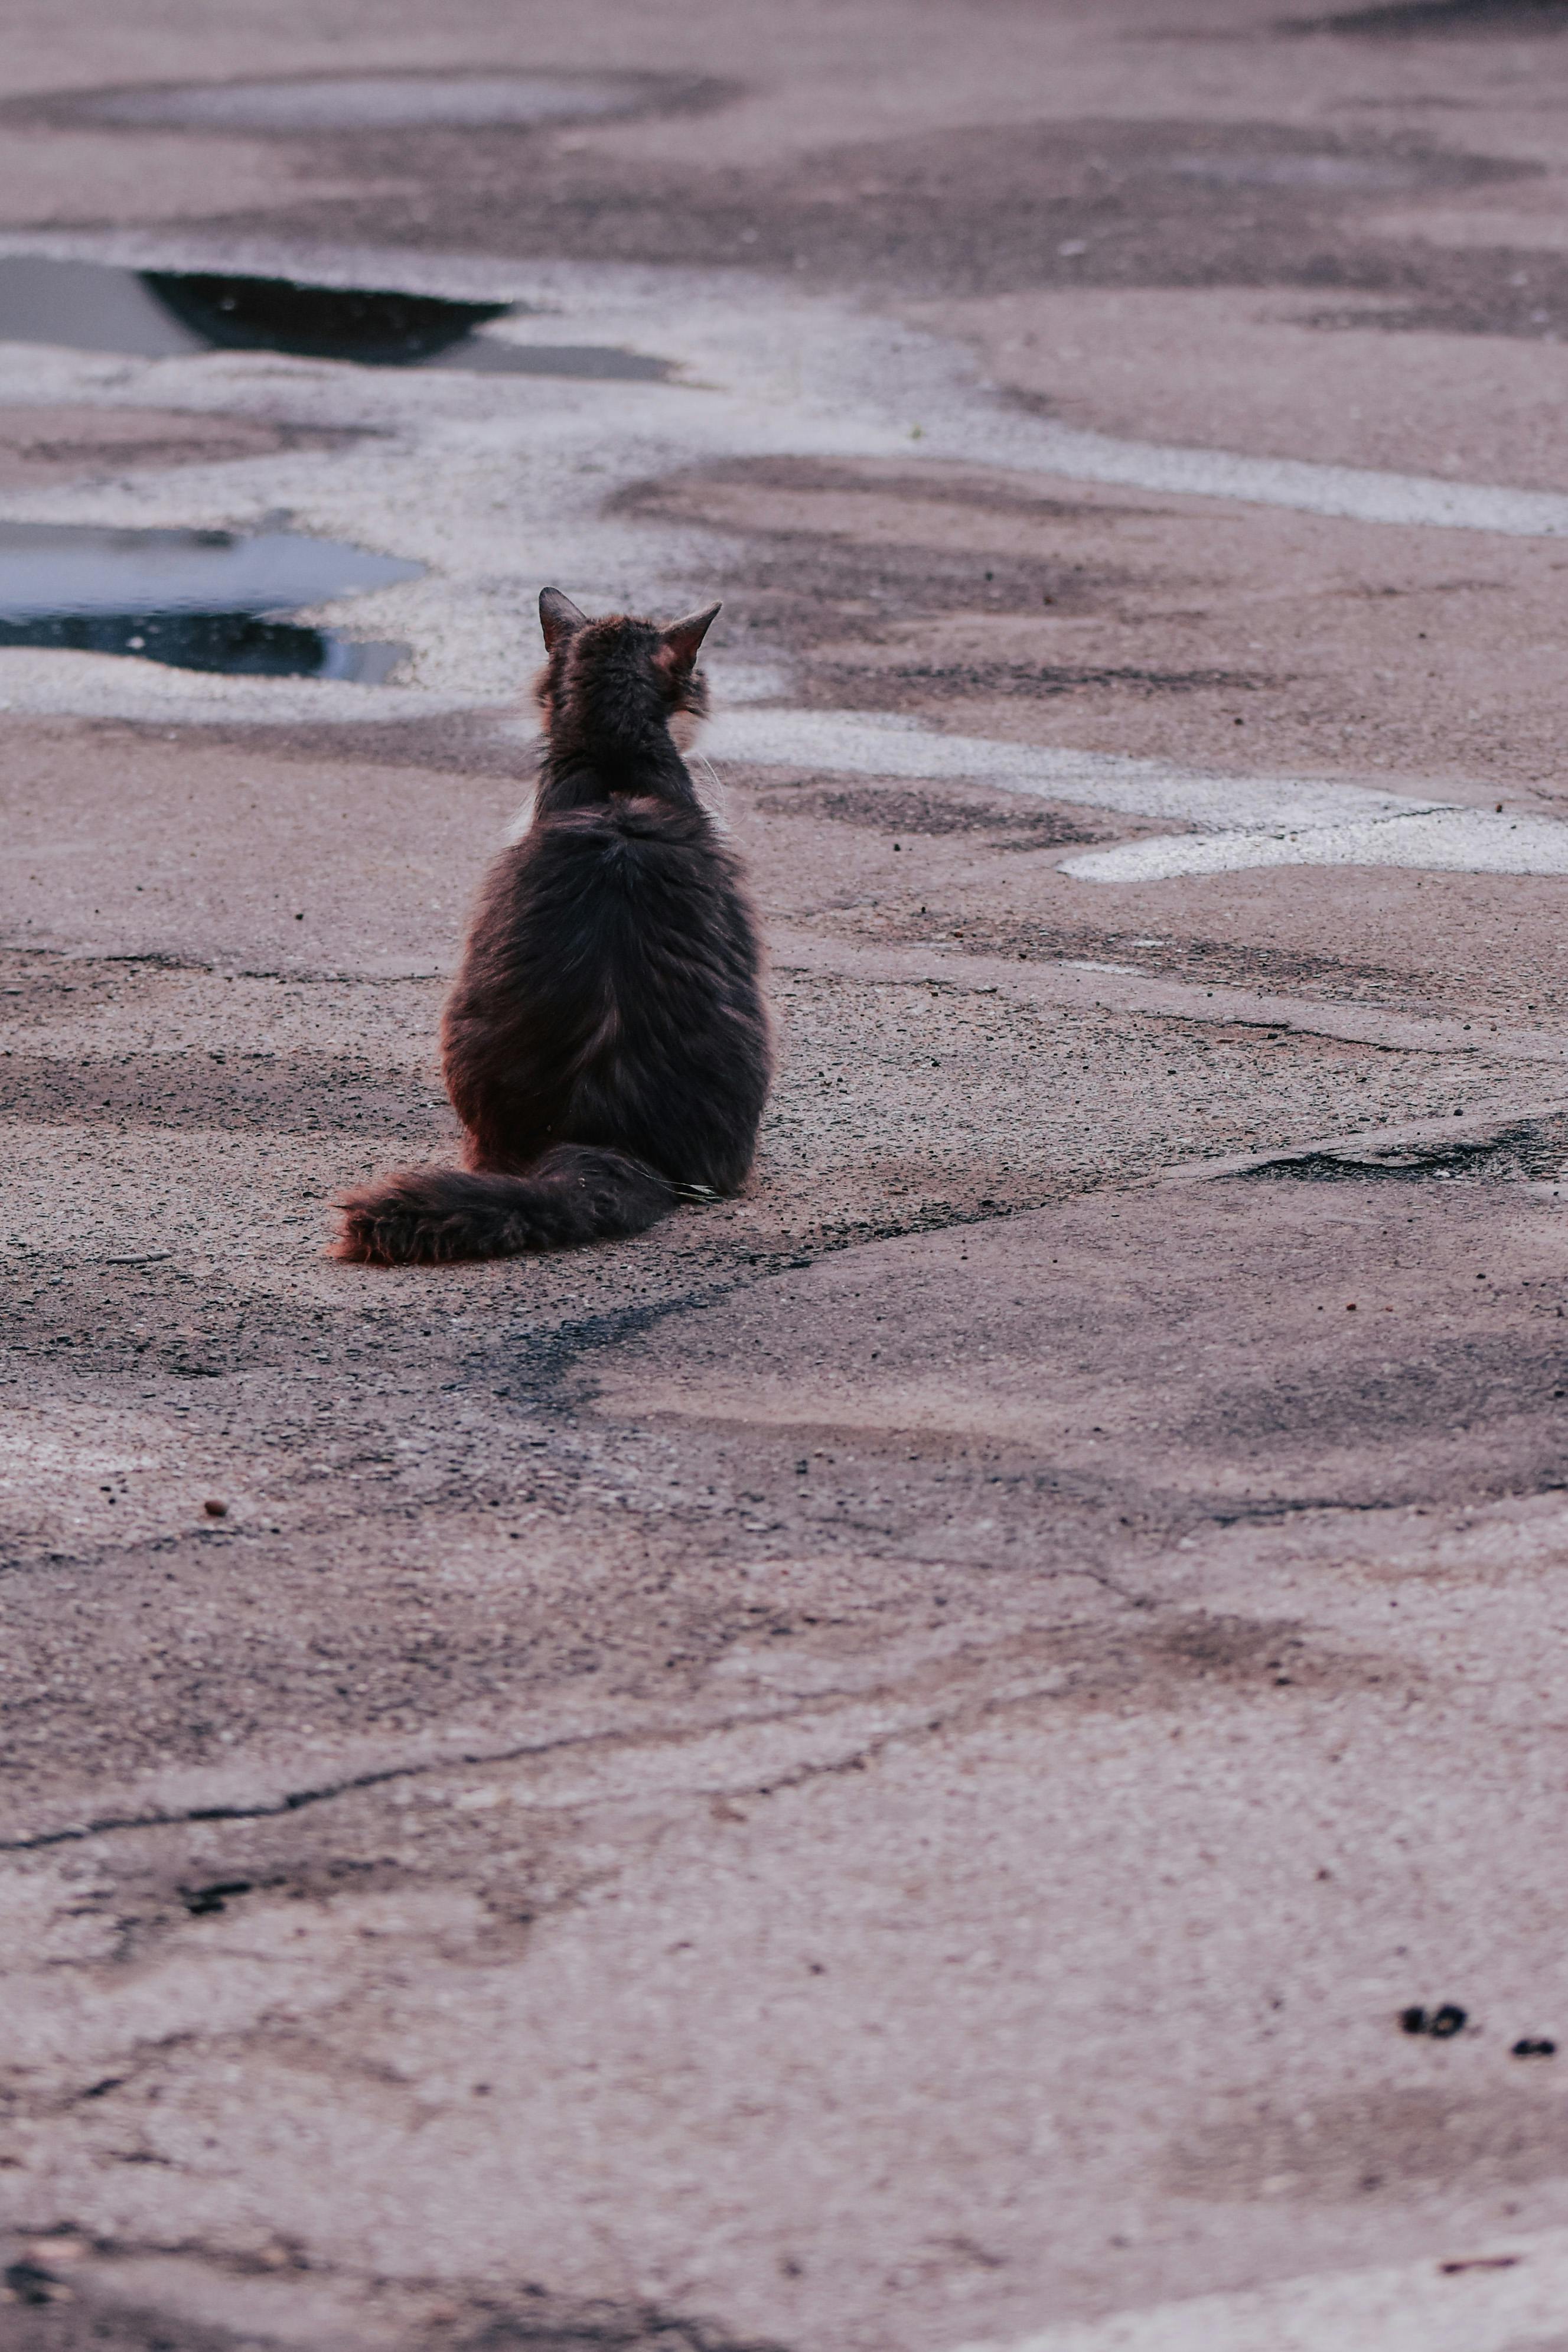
<box><xmin>331</xmin><ymin>1142</ymin><xmax>679</xmax><ymax>1266</ymax></box>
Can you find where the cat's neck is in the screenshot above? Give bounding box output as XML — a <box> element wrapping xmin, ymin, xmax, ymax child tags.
<box><xmin>536</xmin><ymin>707</ymin><xmax>699</xmax><ymax>815</ymax></box>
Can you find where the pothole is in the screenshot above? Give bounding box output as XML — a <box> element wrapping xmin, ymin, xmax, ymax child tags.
<box><xmin>1237</xmin><ymin>1113</ymin><xmax>1568</xmax><ymax>1187</ymax></box>
<box><xmin>0</xmin><ymin>522</ymin><xmax>419</xmax><ymax>680</ymax></box>
<box><xmin>0</xmin><ymin>255</ymin><xmax>674</xmax><ymax>377</ymax></box>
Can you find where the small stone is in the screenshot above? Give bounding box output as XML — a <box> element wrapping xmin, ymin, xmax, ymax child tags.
<box><xmin>1400</xmin><ymin>2002</ymin><xmax>1468</xmax><ymax>2038</ymax></box>
<box><xmin>203</xmin><ymin>1498</ymin><xmax>228</xmax><ymax>1517</ymax></box>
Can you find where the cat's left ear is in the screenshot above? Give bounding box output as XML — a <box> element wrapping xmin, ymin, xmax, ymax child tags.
<box><xmin>660</xmin><ymin>601</ymin><xmax>721</xmax><ymax>671</ymax></box>
<box><xmin>539</xmin><ymin>587</ymin><xmax>588</xmax><ymax>653</ymax></box>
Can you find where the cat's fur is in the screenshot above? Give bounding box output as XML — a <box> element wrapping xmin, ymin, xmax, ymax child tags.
<box><xmin>333</xmin><ymin>588</ymin><xmax>771</xmax><ymax>1265</ymax></box>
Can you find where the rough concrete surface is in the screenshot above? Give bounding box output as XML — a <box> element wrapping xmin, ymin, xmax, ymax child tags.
<box><xmin>4</xmin><ymin>4</ymin><xmax>1568</xmax><ymax>2348</ymax></box>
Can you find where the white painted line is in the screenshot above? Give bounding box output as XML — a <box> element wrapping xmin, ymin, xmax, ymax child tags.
<box><xmin>706</xmin><ymin>706</ymin><xmax>1439</xmax><ymax>831</ymax></box>
<box><xmin>1061</xmin><ymin>807</ymin><xmax>1568</xmax><ymax>882</ymax></box>
<box><xmin>709</xmin><ymin>704</ymin><xmax>1568</xmax><ymax>881</ymax></box>
<box><xmin>948</xmin><ymin>2230</ymin><xmax>1568</xmax><ymax>2352</ymax></box>
<box><xmin>981</xmin><ymin>421</ymin><xmax>1568</xmax><ymax>539</ymax></box>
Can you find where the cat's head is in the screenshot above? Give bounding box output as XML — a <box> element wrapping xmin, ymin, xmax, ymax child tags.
<box><xmin>534</xmin><ymin>587</ymin><xmax>720</xmax><ymax>749</ymax></box>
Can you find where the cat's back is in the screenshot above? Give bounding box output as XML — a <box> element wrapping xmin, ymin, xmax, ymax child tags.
<box><xmin>517</xmin><ymin>794</ymin><xmax>742</xmax><ymax>929</ymax></box>
<box><xmin>460</xmin><ymin>793</ymin><xmax>753</xmax><ymax>998</ymax></box>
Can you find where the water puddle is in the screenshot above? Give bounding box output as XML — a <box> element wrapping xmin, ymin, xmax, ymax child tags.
<box><xmin>0</xmin><ymin>523</ymin><xmax>419</xmax><ymax>680</ymax></box>
<box><xmin>0</xmin><ymin>255</ymin><xmax>673</xmax><ymax>376</ymax></box>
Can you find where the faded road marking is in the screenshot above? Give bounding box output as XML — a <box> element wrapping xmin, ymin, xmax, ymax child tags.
<box><xmin>949</xmin><ymin>2229</ymin><xmax>1568</xmax><ymax>2352</ymax></box>
<box><xmin>979</xmin><ymin>422</ymin><xmax>1568</xmax><ymax>539</ymax></box>
<box><xmin>1061</xmin><ymin>807</ymin><xmax>1568</xmax><ymax>882</ymax></box>
<box><xmin>709</xmin><ymin>705</ymin><xmax>1568</xmax><ymax>882</ymax></box>
<box><xmin>708</xmin><ymin>705</ymin><xmax>1442</xmax><ymax>829</ymax></box>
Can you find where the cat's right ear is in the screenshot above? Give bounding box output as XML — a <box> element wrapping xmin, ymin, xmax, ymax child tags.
<box><xmin>539</xmin><ymin>587</ymin><xmax>588</xmax><ymax>653</ymax></box>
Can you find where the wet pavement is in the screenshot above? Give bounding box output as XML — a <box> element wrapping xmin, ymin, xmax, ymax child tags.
<box><xmin>5</xmin><ymin>5</ymin><xmax>1568</xmax><ymax>2351</ymax></box>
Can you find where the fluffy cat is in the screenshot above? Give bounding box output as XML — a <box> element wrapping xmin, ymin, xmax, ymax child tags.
<box><xmin>334</xmin><ymin>588</ymin><xmax>771</xmax><ymax>1265</ymax></box>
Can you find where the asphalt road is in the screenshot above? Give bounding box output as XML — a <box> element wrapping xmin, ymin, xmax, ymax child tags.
<box><xmin>5</xmin><ymin>5</ymin><xmax>1568</xmax><ymax>2349</ymax></box>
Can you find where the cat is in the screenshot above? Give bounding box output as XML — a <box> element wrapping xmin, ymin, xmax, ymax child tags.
<box><xmin>333</xmin><ymin>587</ymin><xmax>772</xmax><ymax>1266</ymax></box>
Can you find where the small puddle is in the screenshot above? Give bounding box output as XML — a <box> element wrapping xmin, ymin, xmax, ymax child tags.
<box><xmin>0</xmin><ymin>256</ymin><xmax>674</xmax><ymax>377</ymax></box>
<box><xmin>0</xmin><ymin>522</ymin><xmax>419</xmax><ymax>680</ymax></box>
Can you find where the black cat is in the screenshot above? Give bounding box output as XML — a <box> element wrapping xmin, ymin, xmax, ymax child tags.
<box><xmin>334</xmin><ymin>588</ymin><xmax>772</xmax><ymax>1265</ymax></box>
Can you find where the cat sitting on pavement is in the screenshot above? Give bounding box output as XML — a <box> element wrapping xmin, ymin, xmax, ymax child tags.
<box><xmin>334</xmin><ymin>587</ymin><xmax>771</xmax><ymax>1265</ymax></box>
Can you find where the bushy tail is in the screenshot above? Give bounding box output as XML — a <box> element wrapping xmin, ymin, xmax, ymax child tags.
<box><xmin>332</xmin><ymin>1142</ymin><xmax>677</xmax><ymax>1266</ymax></box>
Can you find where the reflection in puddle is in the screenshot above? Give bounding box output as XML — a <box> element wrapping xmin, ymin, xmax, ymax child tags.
<box><xmin>0</xmin><ymin>523</ymin><xmax>419</xmax><ymax>680</ymax></box>
<box><xmin>0</xmin><ymin>255</ymin><xmax>673</xmax><ymax>377</ymax></box>
<box><xmin>143</xmin><ymin>272</ymin><xmax>510</xmax><ymax>365</ymax></box>
<box><xmin>0</xmin><ymin>610</ymin><xmax>404</xmax><ymax>680</ymax></box>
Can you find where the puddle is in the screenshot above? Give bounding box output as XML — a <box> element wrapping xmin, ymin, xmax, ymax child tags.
<box><xmin>0</xmin><ymin>256</ymin><xmax>673</xmax><ymax>377</ymax></box>
<box><xmin>0</xmin><ymin>523</ymin><xmax>419</xmax><ymax>680</ymax></box>
<box><xmin>1237</xmin><ymin>1114</ymin><xmax>1568</xmax><ymax>1187</ymax></box>
<box><xmin>70</xmin><ymin>72</ymin><xmax>657</xmax><ymax>133</ymax></box>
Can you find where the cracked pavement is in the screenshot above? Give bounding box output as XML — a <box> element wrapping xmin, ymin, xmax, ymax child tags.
<box><xmin>5</xmin><ymin>4</ymin><xmax>1568</xmax><ymax>2350</ymax></box>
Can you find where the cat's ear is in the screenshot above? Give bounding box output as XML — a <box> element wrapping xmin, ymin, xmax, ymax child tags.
<box><xmin>660</xmin><ymin>601</ymin><xmax>721</xmax><ymax>671</ymax></box>
<box><xmin>539</xmin><ymin>587</ymin><xmax>588</xmax><ymax>653</ymax></box>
